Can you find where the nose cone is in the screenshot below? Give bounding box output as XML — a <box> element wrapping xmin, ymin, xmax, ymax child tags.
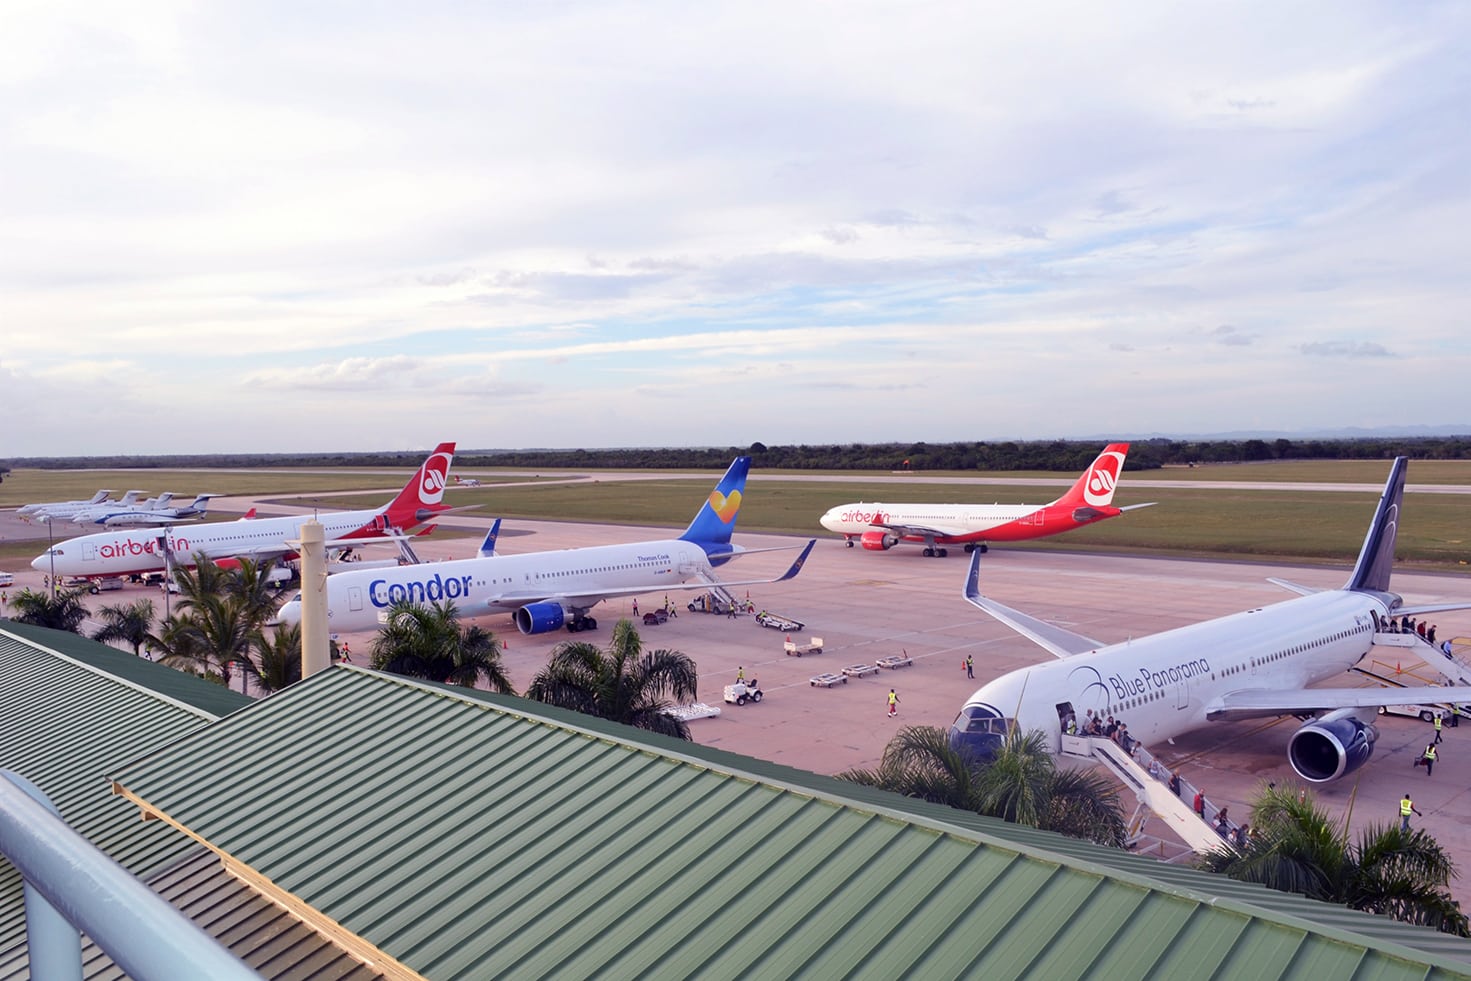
<box><xmin>819</xmin><ymin>509</ymin><xmax>842</xmax><ymax>533</ymax></box>
<box><xmin>276</xmin><ymin>597</ymin><xmax>303</xmax><ymax>626</ymax></box>
<box><xmin>31</xmin><ymin>553</ymin><xmax>51</xmax><ymax>572</ymax></box>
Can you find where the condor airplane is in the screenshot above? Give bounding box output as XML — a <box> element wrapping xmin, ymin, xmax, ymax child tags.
<box><xmin>819</xmin><ymin>443</ymin><xmax>1152</xmax><ymax>557</ymax></box>
<box><xmin>277</xmin><ymin>456</ymin><xmax>815</xmax><ymax>635</ymax></box>
<box><xmin>951</xmin><ymin>457</ymin><xmax>1471</xmax><ymax>784</ymax></box>
<box><xmin>33</xmin><ymin>444</ymin><xmax>459</xmax><ymax>579</ymax></box>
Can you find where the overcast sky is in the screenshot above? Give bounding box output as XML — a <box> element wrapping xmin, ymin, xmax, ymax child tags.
<box><xmin>3</xmin><ymin>2</ymin><xmax>1467</xmax><ymax>456</ymax></box>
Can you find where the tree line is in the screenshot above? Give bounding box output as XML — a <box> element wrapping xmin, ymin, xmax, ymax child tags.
<box><xmin>7</xmin><ymin>435</ymin><xmax>1471</xmax><ymax>475</ymax></box>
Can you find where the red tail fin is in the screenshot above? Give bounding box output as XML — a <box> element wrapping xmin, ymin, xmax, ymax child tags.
<box><xmin>381</xmin><ymin>442</ymin><xmax>457</xmax><ymax>528</ymax></box>
<box><xmin>1054</xmin><ymin>443</ymin><xmax>1130</xmax><ymax>508</ymax></box>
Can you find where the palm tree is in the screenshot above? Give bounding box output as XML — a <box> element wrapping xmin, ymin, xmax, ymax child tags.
<box><xmin>7</xmin><ymin>587</ymin><xmax>89</xmax><ymax>633</ymax></box>
<box><xmin>221</xmin><ymin>557</ymin><xmax>286</xmax><ymax>631</ymax></box>
<box><xmin>525</xmin><ymin>618</ymin><xmax>697</xmax><ymax>739</ymax></box>
<box><xmin>370</xmin><ymin>600</ymin><xmax>514</xmax><ymax>693</ymax></box>
<box><xmin>92</xmin><ymin>598</ymin><xmax>157</xmax><ymax>656</ymax></box>
<box><xmin>251</xmin><ymin>622</ymin><xmax>303</xmax><ymax>694</ymax></box>
<box><xmin>1201</xmin><ymin>783</ymin><xmax>1469</xmax><ymax>935</ymax></box>
<box><xmin>147</xmin><ymin>614</ymin><xmax>213</xmax><ymax>675</ymax></box>
<box><xmin>840</xmin><ymin>725</ymin><xmax>1126</xmax><ymax>847</ymax></box>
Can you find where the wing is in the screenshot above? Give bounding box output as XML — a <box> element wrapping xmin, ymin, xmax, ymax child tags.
<box><xmin>1206</xmin><ymin>685</ymin><xmax>1471</xmax><ymax>722</ymax></box>
<box><xmin>962</xmin><ymin>549</ymin><xmax>1104</xmax><ymax>659</ymax></box>
<box><xmin>486</xmin><ymin>540</ymin><xmax>817</xmax><ymax>613</ymax></box>
<box><xmin>873</xmin><ymin>520</ymin><xmax>968</xmax><ymax>540</ymax></box>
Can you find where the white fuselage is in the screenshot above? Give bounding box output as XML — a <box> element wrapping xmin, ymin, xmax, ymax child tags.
<box><xmin>820</xmin><ymin>502</ymin><xmax>1040</xmax><ymax>538</ymax></box>
<box><xmin>33</xmin><ymin>508</ymin><xmax>390</xmax><ymax>577</ymax></box>
<box><xmin>280</xmin><ymin>538</ymin><xmax>716</xmax><ymax>632</ymax></box>
<box><xmin>963</xmin><ymin>591</ymin><xmax>1384</xmax><ymax>753</ymax></box>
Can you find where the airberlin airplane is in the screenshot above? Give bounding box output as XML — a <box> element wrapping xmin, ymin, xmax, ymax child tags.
<box><xmin>33</xmin><ymin>443</ymin><xmax>459</xmax><ymax>578</ymax></box>
<box><xmin>818</xmin><ymin>443</ymin><xmax>1153</xmax><ymax>557</ymax></box>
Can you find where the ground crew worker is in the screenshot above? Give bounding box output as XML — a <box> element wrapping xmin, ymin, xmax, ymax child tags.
<box><xmin>1402</xmin><ymin>793</ymin><xmax>1422</xmax><ymax>831</ymax></box>
<box><xmin>1434</xmin><ymin>712</ymin><xmax>1444</xmax><ymax>744</ymax></box>
<box><xmin>737</xmin><ymin>665</ymin><xmax>745</xmax><ymax>683</ymax></box>
<box><xmin>887</xmin><ymin>689</ymin><xmax>900</xmax><ymax>717</ymax></box>
<box><xmin>965</xmin><ymin>655</ymin><xmax>974</xmax><ymax>679</ymax></box>
<box><xmin>1423</xmin><ymin>743</ymin><xmax>1438</xmax><ymax>776</ymax></box>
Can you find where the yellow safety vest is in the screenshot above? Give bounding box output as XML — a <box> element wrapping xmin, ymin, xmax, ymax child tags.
<box><xmin>1435</xmin><ymin>716</ymin><xmax>1443</xmax><ymax>731</ymax></box>
<box><xmin>1425</xmin><ymin>747</ymin><xmax>1437</xmax><ymax>761</ymax></box>
<box><xmin>888</xmin><ymin>692</ymin><xmax>898</xmax><ymax>706</ymax></box>
<box><xmin>1401</xmin><ymin>797</ymin><xmax>1413</xmax><ymax>816</ymax></box>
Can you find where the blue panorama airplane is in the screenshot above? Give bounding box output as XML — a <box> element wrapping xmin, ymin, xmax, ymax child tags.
<box><xmin>951</xmin><ymin>457</ymin><xmax>1471</xmax><ymax>783</ymax></box>
<box><xmin>277</xmin><ymin>456</ymin><xmax>815</xmax><ymax>635</ymax></box>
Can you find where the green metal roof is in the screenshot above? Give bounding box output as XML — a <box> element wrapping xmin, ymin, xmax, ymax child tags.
<box><xmin>109</xmin><ymin>666</ymin><xmax>1471</xmax><ymax>980</ymax></box>
<box><xmin>0</xmin><ymin>624</ymin><xmax>251</xmax><ymax>974</ymax></box>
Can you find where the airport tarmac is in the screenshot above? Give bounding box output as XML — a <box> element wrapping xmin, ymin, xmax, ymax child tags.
<box><xmin>6</xmin><ymin>503</ymin><xmax>1471</xmax><ymax>902</ymax></box>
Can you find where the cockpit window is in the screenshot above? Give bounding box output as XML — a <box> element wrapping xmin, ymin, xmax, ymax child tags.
<box><xmin>952</xmin><ymin>704</ymin><xmax>1014</xmax><ymax>736</ymax></box>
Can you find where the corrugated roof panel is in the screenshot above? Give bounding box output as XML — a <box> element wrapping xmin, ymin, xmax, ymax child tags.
<box><xmin>107</xmin><ymin>668</ymin><xmax>1471</xmax><ymax>980</ymax></box>
<box><xmin>0</xmin><ymin>627</ymin><xmax>243</xmax><ymax>967</ymax></box>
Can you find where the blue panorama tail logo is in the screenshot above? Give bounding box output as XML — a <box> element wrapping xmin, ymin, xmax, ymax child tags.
<box><xmin>1069</xmin><ymin>665</ymin><xmax>1112</xmax><ymax>704</ymax></box>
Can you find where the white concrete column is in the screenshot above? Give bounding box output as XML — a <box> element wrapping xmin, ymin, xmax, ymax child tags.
<box><xmin>299</xmin><ymin>520</ymin><xmax>332</xmax><ymax>677</ymax></box>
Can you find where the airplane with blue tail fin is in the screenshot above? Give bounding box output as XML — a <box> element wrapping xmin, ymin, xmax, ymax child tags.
<box><xmin>952</xmin><ymin>457</ymin><xmax>1471</xmax><ymax>783</ymax></box>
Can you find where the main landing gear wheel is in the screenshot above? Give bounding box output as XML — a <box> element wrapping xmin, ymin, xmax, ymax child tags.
<box><xmin>922</xmin><ymin>547</ymin><xmax>948</xmax><ymax>558</ymax></box>
<box><xmin>845</xmin><ymin>539</ymin><xmax>855</xmax><ymax>548</ymax></box>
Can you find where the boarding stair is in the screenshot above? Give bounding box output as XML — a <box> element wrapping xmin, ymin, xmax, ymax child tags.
<box><xmin>694</xmin><ymin>571</ymin><xmax>740</xmax><ymax>611</ymax></box>
<box><xmin>1061</xmin><ymin>735</ymin><xmax>1235</xmax><ymax>861</ymax></box>
<box><xmin>1356</xmin><ymin>632</ymin><xmax>1471</xmax><ymax>716</ymax></box>
<box><xmin>378</xmin><ymin>525</ymin><xmax>423</xmax><ymax>566</ymax></box>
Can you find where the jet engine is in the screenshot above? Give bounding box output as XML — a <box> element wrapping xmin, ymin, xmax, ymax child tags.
<box><xmin>860</xmin><ymin>530</ymin><xmax>899</xmax><ymax>551</ymax></box>
<box><xmin>1287</xmin><ymin>708</ymin><xmax>1377</xmax><ymax>782</ymax></box>
<box><xmin>513</xmin><ymin>602</ymin><xmax>566</xmax><ymax>635</ymax></box>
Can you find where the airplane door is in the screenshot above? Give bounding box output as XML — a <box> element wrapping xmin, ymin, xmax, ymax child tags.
<box><xmin>1176</xmin><ymin>678</ymin><xmax>1189</xmax><ymax>710</ymax></box>
<box><xmin>348</xmin><ymin>586</ymin><xmax>363</xmax><ymax>612</ymax></box>
<box><xmin>83</xmin><ymin>543</ymin><xmax>97</xmax><ymax>562</ymax></box>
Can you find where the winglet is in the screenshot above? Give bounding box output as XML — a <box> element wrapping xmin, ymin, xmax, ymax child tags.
<box><xmin>478</xmin><ymin>518</ymin><xmax>502</xmax><ymax>558</ymax></box>
<box><xmin>773</xmin><ymin>540</ymin><xmax>816</xmax><ymax>582</ymax></box>
<box><xmin>1345</xmin><ymin>457</ymin><xmax>1407</xmax><ymax>594</ymax></box>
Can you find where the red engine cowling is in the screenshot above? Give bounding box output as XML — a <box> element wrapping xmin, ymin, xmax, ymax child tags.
<box><xmin>860</xmin><ymin>530</ymin><xmax>899</xmax><ymax>551</ymax></box>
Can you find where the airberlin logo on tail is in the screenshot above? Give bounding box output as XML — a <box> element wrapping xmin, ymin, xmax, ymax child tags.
<box><xmin>1083</xmin><ymin>452</ymin><xmax>1125</xmax><ymax>507</ymax></box>
<box><xmin>418</xmin><ymin>452</ymin><xmax>452</xmax><ymax>506</ymax></box>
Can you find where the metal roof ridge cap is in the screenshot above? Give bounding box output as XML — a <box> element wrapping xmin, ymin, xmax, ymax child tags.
<box><xmin>0</xmin><ymin>626</ymin><xmax>222</xmax><ymax>724</ymax></box>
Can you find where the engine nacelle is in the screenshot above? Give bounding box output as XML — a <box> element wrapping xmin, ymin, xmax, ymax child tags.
<box><xmin>513</xmin><ymin>601</ymin><xmax>566</xmax><ymax>635</ymax></box>
<box><xmin>860</xmin><ymin>530</ymin><xmax>899</xmax><ymax>551</ymax></box>
<box><xmin>1287</xmin><ymin>709</ymin><xmax>1377</xmax><ymax>782</ymax></box>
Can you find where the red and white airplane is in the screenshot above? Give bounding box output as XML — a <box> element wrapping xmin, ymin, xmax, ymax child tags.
<box><xmin>819</xmin><ymin>443</ymin><xmax>1152</xmax><ymax>557</ymax></box>
<box><xmin>33</xmin><ymin>443</ymin><xmax>459</xmax><ymax>578</ymax></box>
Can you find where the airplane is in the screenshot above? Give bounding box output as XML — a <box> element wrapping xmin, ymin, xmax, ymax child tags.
<box><xmin>59</xmin><ymin>491</ymin><xmax>172</xmax><ymax>526</ymax></box>
<box><xmin>93</xmin><ymin>493</ymin><xmax>222</xmax><ymax>526</ymax></box>
<box><xmin>16</xmin><ymin>489</ymin><xmax>114</xmax><ymax>516</ymax></box>
<box><xmin>276</xmin><ymin>456</ymin><xmax>816</xmax><ymax>635</ymax></box>
<box><xmin>22</xmin><ymin>490</ymin><xmax>147</xmax><ymax>522</ymax></box>
<box><xmin>818</xmin><ymin>443</ymin><xmax>1153</xmax><ymax>557</ymax></box>
<box><xmin>950</xmin><ymin>456</ymin><xmax>1471</xmax><ymax>784</ymax></box>
<box><xmin>33</xmin><ymin>443</ymin><xmax>460</xmax><ymax>579</ymax></box>
<box><xmin>454</xmin><ymin>476</ymin><xmax>483</xmax><ymax>487</ymax></box>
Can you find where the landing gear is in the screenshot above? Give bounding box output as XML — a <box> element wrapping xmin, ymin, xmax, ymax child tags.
<box><xmin>921</xmin><ymin>546</ymin><xmax>949</xmax><ymax>558</ymax></box>
<box><xmin>963</xmin><ymin>543</ymin><xmax>988</xmax><ymax>554</ymax></box>
<box><xmin>845</xmin><ymin>537</ymin><xmax>855</xmax><ymax>548</ymax></box>
<box><xmin>567</xmin><ymin>615</ymin><xmax>598</xmax><ymax>633</ymax></box>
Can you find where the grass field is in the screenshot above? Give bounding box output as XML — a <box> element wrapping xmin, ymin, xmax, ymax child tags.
<box><xmin>4</xmin><ymin>462</ymin><xmax>1468</xmax><ymax>572</ymax></box>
